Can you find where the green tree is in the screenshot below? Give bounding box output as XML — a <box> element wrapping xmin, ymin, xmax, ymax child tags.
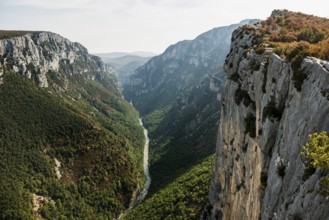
<box><xmin>302</xmin><ymin>132</ymin><xmax>329</xmax><ymax>194</ymax></box>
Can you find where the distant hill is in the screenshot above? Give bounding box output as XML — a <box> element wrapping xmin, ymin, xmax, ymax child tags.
<box><xmin>96</xmin><ymin>52</ymin><xmax>156</xmax><ymax>85</ymax></box>
<box><xmin>95</xmin><ymin>51</ymin><xmax>157</xmax><ymax>59</ymax></box>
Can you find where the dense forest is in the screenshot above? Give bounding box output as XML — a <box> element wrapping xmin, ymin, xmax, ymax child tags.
<box><xmin>0</xmin><ymin>65</ymin><xmax>144</xmax><ymax>218</ymax></box>
<box><xmin>123</xmin><ymin>155</ymin><xmax>214</xmax><ymax>220</ymax></box>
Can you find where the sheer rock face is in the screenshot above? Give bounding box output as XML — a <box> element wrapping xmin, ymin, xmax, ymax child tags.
<box><xmin>123</xmin><ymin>20</ymin><xmax>258</xmax><ymax>115</ymax></box>
<box><xmin>0</xmin><ymin>32</ymin><xmax>116</xmax><ymax>89</ymax></box>
<box><xmin>209</xmin><ymin>26</ymin><xmax>329</xmax><ymax>220</ymax></box>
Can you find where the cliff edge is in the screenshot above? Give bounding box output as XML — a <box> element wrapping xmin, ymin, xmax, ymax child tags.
<box><xmin>208</xmin><ymin>10</ymin><xmax>329</xmax><ymax>220</ymax></box>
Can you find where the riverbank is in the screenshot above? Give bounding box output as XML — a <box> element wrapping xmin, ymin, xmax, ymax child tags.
<box><xmin>136</xmin><ymin>118</ymin><xmax>151</xmax><ymax>202</ymax></box>
<box><xmin>118</xmin><ymin>117</ymin><xmax>151</xmax><ymax>219</ymax></box>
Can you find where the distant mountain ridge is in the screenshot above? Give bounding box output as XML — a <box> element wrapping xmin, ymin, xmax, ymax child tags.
<box><xmin>94</xmin><ymin>51</ymin><xmax>157</xmax><ymax>59</ymax></box>
<box><xmin>124</xmin><ymin>19</ymin><xmax>259</xmax><ymax>115</ymax></box>
<box><xmin>97</xmin><ymin>52</ymin><xmax>154</xmax><ymax>85</ymax></box>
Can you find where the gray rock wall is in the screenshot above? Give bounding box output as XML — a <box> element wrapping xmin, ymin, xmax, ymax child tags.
<box><xmin>0</xmin><ymin>32</ymin><xmax>116</xmax><ymax>89</ymax></box>
<box><xmin>124</xmin><ymin>20</ymin><xmax>258</xmax><ymax>115</ymax></box>
<box><xmin>209</xmin><ymin>27</ymin><xmax>329</xmax><ymax>220</ymax></box>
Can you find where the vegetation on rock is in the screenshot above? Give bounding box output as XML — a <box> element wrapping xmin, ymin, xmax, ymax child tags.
<box><xmin>257</xmin><ymin>10</ymin><xmax>329</xmax><ymax>60</ymax></box>
<box><xmin>302</xmin><ymin>132</ymin><xmax>329</xmax><ymax>195</ymax></box>
<box><xmin>239</xmin><ymin>10</ymin><xmax>329</xmax><ymax>91</ymax></box>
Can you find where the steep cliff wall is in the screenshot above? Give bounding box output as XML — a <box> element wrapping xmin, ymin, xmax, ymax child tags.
<box><xmin>0</xmin><ymin>31</ymin><xmax>117</xmax><ymax>90</ymax></box>
<box><xmin>124</xmin><ymin>20</ymin><xmax>257</xmax><ymax>115</ymax></box>
<box><xmin>208</xmin><ymin>15</ymin><xmax>329</xmax><ymax>220</ymax></box>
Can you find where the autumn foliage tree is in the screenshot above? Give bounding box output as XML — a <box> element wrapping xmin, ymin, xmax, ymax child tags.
<box><xmin>256</xmin><ymin>10</ymin><xmax>329</xmax><ymax>61</ymax></box>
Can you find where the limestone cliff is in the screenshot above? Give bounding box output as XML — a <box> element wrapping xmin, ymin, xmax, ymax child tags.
<box><xmin>208</xmin><ymin>14</ymin><xmax>329</xmax><ymax>220</ymax></box>
<box><xmin>0</xmin><ymin>31</ymin><xmax>117</xmax><ymax>90</ymax></box>
<box><xmin>124</xmin><ymin>20</ymin><xmax>258</xmax><ymax>115</ymax></box>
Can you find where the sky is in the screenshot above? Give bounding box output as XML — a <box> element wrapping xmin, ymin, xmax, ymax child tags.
<box><xmin>0</xmin><ymin>0</ymin><xmax>327</xmax><ymax>53</ymax></box>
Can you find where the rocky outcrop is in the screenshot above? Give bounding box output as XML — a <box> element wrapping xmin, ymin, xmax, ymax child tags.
<box><xmin>208</xmin><ymin>23</ymin><xmax>329</xmax><ymax>220</ymax></box>
<box><xmin>0</xmin><ymin>31</ymin><xmax>117</xmax><ymax>89</ymax></box>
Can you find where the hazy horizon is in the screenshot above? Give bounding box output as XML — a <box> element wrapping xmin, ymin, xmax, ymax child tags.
<box><xmin>1</xmin><ymin>0</ymin><xmax>328</xmax><ymax>53</ymax></box>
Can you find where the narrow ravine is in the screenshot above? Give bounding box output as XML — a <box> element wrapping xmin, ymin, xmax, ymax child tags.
<box><xmin>118</xmin><ymin>117</ymin><xmax>151</xmax><ymax>219</ymax></box>
<box><xmin>136</xmin><ymin>118</ymin><xmax>151</xmax><ymax>202</ymax></box>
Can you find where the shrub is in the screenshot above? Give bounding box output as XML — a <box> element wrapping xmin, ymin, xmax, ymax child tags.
<box><xmin>284</xmin><ymin>42</ymin><xmax>309</xmax><ymax>91</ymax></box>
<box><xmin>302</xmin><ymin>132</ymin><xmax>329</xmax><ymax>171</ymax></box>
<box><xmin>275</xmin><ymin>16</ymin><xmax>283</xmax><ymax>25</ymax></box>
<box><xmin>321</xmin><ymin>89</ymin><xmax>329</xmax><ymax>101</ymax></box>
<box><xmin>0</xmin><ymin>30</ymin><xmax>39</xmax><ymax>40</ymax></box>
<box><xmin>286</xmin><ymin>41</ymin><xmax>309</xmax><ymax>62</ymax></box>
<box><xmin>308</xmin><ymin>38</ymin><xmax>329</xmax><ymax>60</ymax></box>
<box><xmin>245</xmin><ymin>113</ymin><xmax>256</xmax><ymax>138</ymax></box>
<box><xmin>251</xmin><ymin>62</ymin><xmax>261</xmax><ymax>72</ymax></box>
<box><xmin>262</xmin><ymin>59</ymin><xmax>269</xmax><ymax>93</ymax></box>
<box><xmin>262</xmin><ymin>96</ymin><xmax>283</xmax><ymax>122</ymax></box>
<box><xmin>260</xmin><ymin>172</ymin><xmax>268</xmax><ymax>188</ymax></box>
<box><xmin>242</xmin><ymin>25</ymin><xmax>257</xmax><ymax>32</ymax></box>
<box><xmin>255</xmin><ymin>11</ymin><xmax>329</xmax><ymax>64</ymax></box>
<box><xmin>302</xmin><ymin>166</ymin><xmax>316</xmax><ymax>181</ymax></box>
<box><xmin>234</xmin><ymin>86</ymin><xmax>254</xmax><ymax>107</ymax></box>
<box><xmin>273</xmin><ymin>47</ymin><xmax>284</xmax><ymax>56</ymax></box>
<box><xmin>292</xmin><ymin>68</ymin><xmax>307</xmax><ymax>92</ymax></box>
<box><xmin>229</xmin><ymin>72</ymin><xmax>240</xmax><ymax>82</ymax></box>
<box><xmin>297</xmin><ymin>28</ymin><xmax>325</xmax><ymax>43</ymax></box>
<box><xmin>277</xmin><ymin>162</ymin><xmax>286</xmax><ymax>177</ymax></box>
<box><xmin>302</xmin><ymin>132</ymin><xmax>329</xmax><ymax>195</ymax></box>
<box><xmin>255</xmin><ymin>47</ymin><xmax>266</xmax><ymax>54</ymax></box>
<box><xmin>236</xmin><ymin>179</ymin><xmax>245</xmax><ymax>191</ymax></box>
<box><xmin>291</xmin><ymin>213</ymin><xmax>303</xmax><ymax>220</ymax></box>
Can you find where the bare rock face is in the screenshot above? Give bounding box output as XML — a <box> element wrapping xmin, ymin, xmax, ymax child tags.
<box><xmin>208</xmin><ymin>26</ymin><xmax>329</xmax><ymax>220</ymax></box>
<box><xmin>0</xmin><ymin>31</ymin><xmax>117</xmax><ymax>89</ymax></box>
<box><xmin>124</xmin><ymin>20</ymin><xmax>258</xmax><ymax>115</ymax></box>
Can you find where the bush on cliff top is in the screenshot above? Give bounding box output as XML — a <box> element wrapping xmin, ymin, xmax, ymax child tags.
<box><xmin>240</xmin><ymin>11</ymin><xmax>329</xmax><ymax>91</ymax></box>
<box><xmin>258</xmin><ymin>10</ymin><xmax>329</xmax><ymax>60</ymax></box>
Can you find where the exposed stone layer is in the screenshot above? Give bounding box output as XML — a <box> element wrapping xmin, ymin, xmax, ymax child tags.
<box><xmin>0</xmin><ymin>32</ymin><xmax>116</xmax><ymax>89</ymax></box>
<box><xmin>209</xmin><ymin>26</ymin><xmax>329</xmax><ymax>220</ymax></box>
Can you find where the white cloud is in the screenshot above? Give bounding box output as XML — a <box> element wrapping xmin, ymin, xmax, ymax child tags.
<box><xmin>4</xmin><ymin>0</ymin><xmax>92</xmax><ymax>9</ymax></box>
<box><xmin>1</xmin><ymin>0</ymin><xmax>328</xmax><ymax>53</ymax></box>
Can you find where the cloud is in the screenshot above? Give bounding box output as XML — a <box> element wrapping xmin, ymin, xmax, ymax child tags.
<box><xmin>1</xmin><ymin>0</ymin><xmax>328</xmax><ymax>53</ymax></box>
<box><xmin>140</xmin><ymin>0</ymin><xmax>203</xmax><ymax>8</ymax></box>
<box><xmin>3</xmin><ymin>0</ymin><xmax>89</xmax><ymax>9</ymax></box>
<box><xmin>3</xmin><ymin>0</ymin><xmax>206</xmax><ymax>12</ymax></box>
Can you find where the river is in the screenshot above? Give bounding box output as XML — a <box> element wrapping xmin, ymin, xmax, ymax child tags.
<box><xmin>136</xmin><ymin>118</ymin><xmax>151</xmax><ymax>202</ymax></box>
<box><xmin>118</xmin><ymin>117</ymin><xmax>151</xmax><ymax>219</ymax></box>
